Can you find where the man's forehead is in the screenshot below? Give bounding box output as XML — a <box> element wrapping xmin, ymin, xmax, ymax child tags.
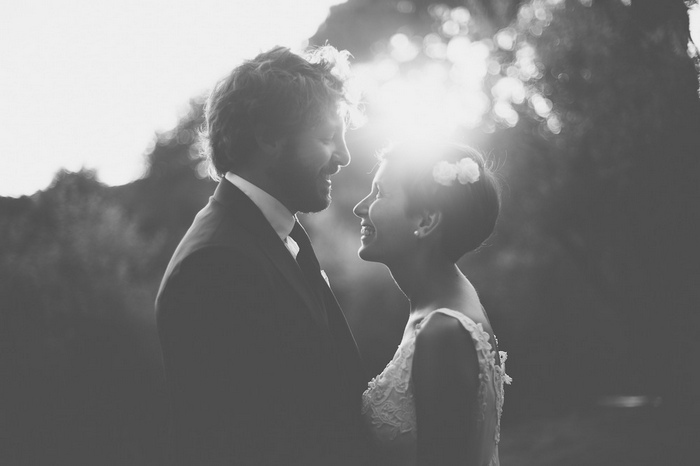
<box><xmin>315</xmin><ymin>111</ymin><xmax>345</xmax><ymax>130</ymax></box>
<box><xmin>373</xmin><ymin>163</ymin><xmax>390</xmax><ymax>184</ymax></box>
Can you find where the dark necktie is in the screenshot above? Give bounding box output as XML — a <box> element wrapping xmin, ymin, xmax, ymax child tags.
<box><xmin>289</xmin><ymin>222</ymin><xmax>330</xmax><ymax>320</ymax></box>
<box><xmin>290</xmin><ymin>222</ymin><xmax>323</xmax><ymax>288</ymax></box>
<box><xmin>290</xmin><ymin>222</ymin><xmax>367</xmax><ymax>441</ymax></box>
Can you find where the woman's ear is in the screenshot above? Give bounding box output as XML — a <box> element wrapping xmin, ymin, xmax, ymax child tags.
<box><xmin>415</xmin><ymin>210</ymin><xmax>442</xmax><ymax>239</ymax></box>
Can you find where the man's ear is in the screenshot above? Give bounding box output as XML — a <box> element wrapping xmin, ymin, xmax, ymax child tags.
<box><xmin>254</xmin><ymin>125</ymin><xmax>284</xmax><ymax>158</ymax></box>
<box><xmin>415</xmin><ymin>210</ymin><xmax>442</xmax><ymax>239</ymax></box>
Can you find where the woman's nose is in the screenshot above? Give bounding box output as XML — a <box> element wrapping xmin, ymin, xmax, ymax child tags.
<box><xmin>353</xmin><ymin>196</ymin><xmax>368</xmax><ymax>218</ymax></box>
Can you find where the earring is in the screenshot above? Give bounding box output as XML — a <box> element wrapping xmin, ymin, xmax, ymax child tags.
<box><xmin>414</xmin><ymin>231</ymin><xmax>419</xmax><ymax>237</ymax></box>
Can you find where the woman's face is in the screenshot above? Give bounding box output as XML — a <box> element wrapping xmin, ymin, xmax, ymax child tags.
<box><xmin>353</xmin><ymin>160</ymin><xmax>419</xmax><ymax>265</ymax></box>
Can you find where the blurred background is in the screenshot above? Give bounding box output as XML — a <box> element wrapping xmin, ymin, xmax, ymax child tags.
<box><xmin>2</xmin><ymin>0</ymin><xmax>700</xmax><ymax>465</ymax></box>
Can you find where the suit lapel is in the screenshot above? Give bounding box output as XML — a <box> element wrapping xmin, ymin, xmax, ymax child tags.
<box><xmin>212</xmin><ymin>180</ymin><xmax>364</xmax><ymax>396</ymax></box>
<box><xmin>291</xmin><ymin>222</ymin><xmax>366</xmax><ymax>393</ymax></box>
<box><xmin>212</xmin><ymin>179</ymin><xmax>330</xmax><ymax>331</ymax></box>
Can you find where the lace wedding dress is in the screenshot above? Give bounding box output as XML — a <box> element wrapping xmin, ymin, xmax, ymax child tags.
<box><xmin>361</xmin><ymin>309</ymin><xmax>511</xmax><ymax>466</ymax></box>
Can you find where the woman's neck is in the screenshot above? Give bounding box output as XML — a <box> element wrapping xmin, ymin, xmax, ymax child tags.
<box><xmin>388</xmin><ymin>256</ymin><xmax>469</xmax><ymax>317</ymax></box>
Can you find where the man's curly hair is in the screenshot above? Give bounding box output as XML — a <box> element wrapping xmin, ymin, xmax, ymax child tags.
<box><xmin>199</xmin><ymin>45</ymin><xmax>361</xmax><ymax>180</ymax></box>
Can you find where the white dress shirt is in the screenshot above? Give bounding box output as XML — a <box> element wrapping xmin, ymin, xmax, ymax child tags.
<box><xmin>225</xmin><ymin>172</ymin><xmax>299</xmax><ymax>258</ymax></box>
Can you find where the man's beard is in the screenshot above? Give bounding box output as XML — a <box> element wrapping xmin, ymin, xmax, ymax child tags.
<box><xmin>268</xmin><ymin>140</ymin><xmax>332</xmax><ymax>214</ymax></box>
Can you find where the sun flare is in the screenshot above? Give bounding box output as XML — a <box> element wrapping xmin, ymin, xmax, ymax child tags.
<box><xmin>356</xmin><ymin>35</ymin><xmax>493</xmax><ymax>143</ymax></box>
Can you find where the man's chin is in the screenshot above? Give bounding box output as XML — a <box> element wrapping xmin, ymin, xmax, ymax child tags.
<box><xmin>296</xmin><ymin>193</ymin><xmax>331</xmax><ymax>214</ymax></box>
<box><xmin>290</xmin><ymin>176</ymin><xmax>333</xmax><ymax>212</ymax></box>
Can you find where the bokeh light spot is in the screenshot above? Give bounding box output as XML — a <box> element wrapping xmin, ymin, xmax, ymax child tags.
<box><xmin>390</xmin><ymin>33</ymin><xmax>420</xmax><ymax>62</ymax></box>
<box><xmin>424</xmin><ymin>33</ymin><xmax>447</xmax><ymax>59</ymax></box>
<box><xmin>496</xmin><ymin>28</ymin><xmax>517</xmax><ymax>51</ymax></box>
<box><xmin>450</xmin><ymin>7</ymin><xmax>471</xmax><ymax>25</ymax></box>
<box><xmin>492</xmin><ymin>77</ymin><xmax>526</xmax><ymax>104</ymax></box>
<box><xmin>546</xmin><ymin>114</ymin><xmax>562</xmax><ymax>134</ymax></box>
<box><xmin>396</xmin><ymin>0</ymin><xmax>415</xmax><ymax>14</ymax></box>
<box><xmin>442</xmin><ymin>20</ymin><xmax>461</xmax><ymax>36</ymax></box>
<box><xmin>494</xmin><ymin>101</ymin><xmax>519</xmax><ymax>127</ymax></box>
<box><xmin>530</xmin><ymin>93</ymin><xmax>553</xmax><ymax>117</ymax></box>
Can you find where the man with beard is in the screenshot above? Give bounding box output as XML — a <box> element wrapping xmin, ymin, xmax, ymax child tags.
<box><xmin>155</xmin><ymin>46</ymin><xmax>372</xmax><ymax>466</ymax></box>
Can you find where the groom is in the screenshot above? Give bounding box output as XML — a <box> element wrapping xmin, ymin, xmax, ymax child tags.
<box><xmin>155</xmin><ymin>46</ymin><xmax>372</xmax><ymax>465</ymax></box>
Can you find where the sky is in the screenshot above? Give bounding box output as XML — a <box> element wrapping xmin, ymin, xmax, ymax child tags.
<box><xmin>0</xmin><ymin>0</ymin><xmax>344</xmax><ymax>197</ymax></box>
<box><xmin>1</xmin><ymin>1</ymin><xmax>699</xmax><ymax>198</ymax></box>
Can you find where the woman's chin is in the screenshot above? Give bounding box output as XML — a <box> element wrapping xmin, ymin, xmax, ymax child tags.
<box><xmin>357</xmin><ymin>245</ymin><xmax>376</xmax><ymax>262</ymax></box>
<box><xmin>357</xmin><ymin>247</ymin><xmax>368</xmax><ymax>261</ymax></box>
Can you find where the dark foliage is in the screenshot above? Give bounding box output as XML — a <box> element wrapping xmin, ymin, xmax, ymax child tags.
<box><xmin>2</xmin><ymin>1</ymin><xmax>699</xmax><ymax>463</ymax></box>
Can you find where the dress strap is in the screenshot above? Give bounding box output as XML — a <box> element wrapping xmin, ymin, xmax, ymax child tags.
<box><xmin>418</xmin><ymin>308</ymin><xmax>495</xmax><ymax>358</ymax></box>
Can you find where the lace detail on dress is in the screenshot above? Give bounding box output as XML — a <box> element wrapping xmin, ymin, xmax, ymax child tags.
<box><xmin>361</xmin><ymin>337</ymin><xmax>417</xmax><ymax>440</ymax></box>
<box><xmin>494</xmin><ymin>351</ymin><xmax>512</xmax><ymax>444</ymax></box>
<box><xmin>361</xmin><ymin>308</ymin><xmax>511</xmax><ymax>466</ymax></box>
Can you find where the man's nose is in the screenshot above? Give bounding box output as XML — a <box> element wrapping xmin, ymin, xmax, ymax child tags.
<box><xmin>334</xmin><ymin>139</ymin><xmax>350</xmax><ymax>167</ymax></box>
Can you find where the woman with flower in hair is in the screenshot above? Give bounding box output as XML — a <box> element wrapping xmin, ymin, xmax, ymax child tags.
<box><xmin>354</xmin><ymin>140</ymin><xmax>511</xmax><ymax>466</ymax></box>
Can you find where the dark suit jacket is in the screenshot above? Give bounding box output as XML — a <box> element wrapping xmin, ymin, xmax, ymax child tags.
<box><xmin>156</xmin><ymin>179</ymin><xmax>372</xmax><ymax>465</ymax></box>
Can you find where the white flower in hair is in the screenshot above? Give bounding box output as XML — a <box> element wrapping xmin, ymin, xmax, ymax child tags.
<box><xmin>433</xmin><ymin>157</ymin><xmax>480</xmax><ymax>186</ymax></box>
<box><xmin>433</xmin><ymin>161</ymin><xmax>459</xmax><ymax>186</ymax></box>
<box><xmin>456</xmin><ymin>157</ymin><xmax>480</xmax><ymax>184</ymax></box>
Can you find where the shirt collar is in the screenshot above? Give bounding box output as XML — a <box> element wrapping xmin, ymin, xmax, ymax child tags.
<box><xmin>225</xmin><ymin>172</ymin><xmax>295</xmax><ymax>240</ymax></box>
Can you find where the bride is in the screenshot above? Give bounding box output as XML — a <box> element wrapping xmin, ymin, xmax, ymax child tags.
<box><xmin>354</xmin><ymin>140</ymin><xmax>511</xmax><ymax>466</ymax></box>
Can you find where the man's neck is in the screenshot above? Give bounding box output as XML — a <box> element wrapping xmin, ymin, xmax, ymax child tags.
<box><xmin>225</xmin><ymin>172</ymin><xmax>295</xmax><ymax>240</ymax></box>
<box><xmin>231</xmin><ymin>167</ymin><xmax>293</xmax><ymax>212</ymax></box>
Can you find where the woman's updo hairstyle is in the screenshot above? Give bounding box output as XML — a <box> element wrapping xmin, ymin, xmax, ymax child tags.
<box><xmin>380</xmin><ymin>140</ymin><xmax>501</xmax><ymax>262</ymax></box>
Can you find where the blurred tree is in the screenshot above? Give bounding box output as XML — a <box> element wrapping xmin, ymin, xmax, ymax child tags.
<box><xmin>311</xmin><ymin>0</ymin><xmax>527</xmax><ymax>59</ymax></box>
<box><xmin>0</xmin><ymin>93</ymin><xmax>219</xmax><ymax>465</ymax></box>
<box><xmin>110</xmin><ymin>97</ymin><xmax>214</xmax><ymax>268</ymax></box>
<box><xmin>497</xmin><ymin>0</ymin><xmax>700</xmax><ymax>414</ymax></box>
<box><xmin>310</xmin><ymin>0</ymin><xmax>700</xmax><ymax>419</ymax></box>
<box><xmin>0</xmin><ymin>170</ymin><xmax>169</xmax><ymax>465</ymax></box>
<box><xmin>2</xmin><ymin>2</ymin><xmax>698</xmax><ymax>462</ymax></box>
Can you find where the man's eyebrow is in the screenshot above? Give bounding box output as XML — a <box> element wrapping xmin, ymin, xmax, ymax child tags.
<box><xmin>317</xmin><ymin>118</ymin><xmax>342</xmax><ymax>131</ymax></box>
<box><xmin>330</xmin><ymin>113</ymin><xmax>345</xmax><ymax>128</ymax></box>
